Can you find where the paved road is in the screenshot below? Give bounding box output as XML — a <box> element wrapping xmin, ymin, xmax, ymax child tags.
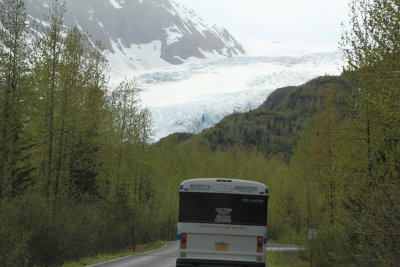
<box><xmin>90</xmin><ymin>242</ymin><xmax>303</xmax><ymax>267</ymax></box>
<box><xmin>266</xmin><ymin>243</ymin><xmax>304</xmax><ymax>251</ymax></box>
<box><xmin>88</xmin><ymin>241</ymin><xmax>177</xmax><ymax>267</ymax></box>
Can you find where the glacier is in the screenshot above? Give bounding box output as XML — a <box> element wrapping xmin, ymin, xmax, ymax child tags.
<box><xmin>118</xmin><ymin>40</ymin><xmax>344</xmax><ymax>142</ymax></box>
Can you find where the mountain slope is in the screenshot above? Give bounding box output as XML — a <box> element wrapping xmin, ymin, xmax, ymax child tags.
<box><xmin>159</xmin><ymin>75</ymin><xmax>352</xmax><ymax>156</ymax></box>
<box><xmin>22</xmin><ymin>0</ymin><xmax>245</xmax><ymax>72</ymax></box>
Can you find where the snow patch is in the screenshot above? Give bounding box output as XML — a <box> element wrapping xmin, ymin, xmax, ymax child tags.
<box><xmin>109</xmin><ymin>0</ymin><xmax>123</xmax><ymax>9</ymax></box>
<box><xmin>169</xmin><ymin>1</ymin><xmax>211</xmax><ymax>36</ymax></box>
<box><xmin>108</xmin><ymin>39</ymin><xmax>170</xmax><ymax>86</ymax></box>
<box><xmin>164</xmin><ymin>25</ymin><xmax>184</xmax><ymax>45</ymax></box>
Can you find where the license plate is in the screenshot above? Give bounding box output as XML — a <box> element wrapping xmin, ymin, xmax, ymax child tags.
<box><xmin>215</xmin><ymin>243</ymin><xmax>228</xmax><ymax>251</ymax></box>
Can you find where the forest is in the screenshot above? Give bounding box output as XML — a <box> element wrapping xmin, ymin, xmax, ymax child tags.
<box><xmin>0</xmin><ymin>0</ymin><xmax>399</xmax><ymax>266</ymax></box>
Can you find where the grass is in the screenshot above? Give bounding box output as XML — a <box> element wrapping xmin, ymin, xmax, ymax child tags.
<box><xmin>62</xmin><ymin>240</ymin><xmax>165</xmax><ymax>267</ymax></box>
<box><xmin>267</xmin><ymin>251</ymin><xmax>309</xmax><ymax>267</ymax></box>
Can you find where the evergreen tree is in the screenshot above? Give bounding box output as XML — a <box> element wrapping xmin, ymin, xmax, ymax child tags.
<box><xmin>69</xmin><ymin>39</ymin><xmax>108</xmax><ymax>197</ymax></box>
<box><xmin>0</xmin><ymin>0</ymin><xmax>34</xmax><ymax>198</ymax></box>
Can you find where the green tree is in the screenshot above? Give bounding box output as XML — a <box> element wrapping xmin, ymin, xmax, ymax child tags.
<box><xmin>31</xmin><ymin>0</ymin><xmax>66</xmax><ymax>197</ymax></box>
<box><xmin>103</xmin><ymin>79</ymin><xmax>152</xmax><ymax>249</ymax></box>
<box><xmin>0</xmin><ymin>0</ymin><xmax>34</xmax><ymax>199</ymax></box>
<box><xmin>312</xmin><ymin>90</ymin><xmax>343</xmax><ymax>226</ymax></box>
<box><xmin>53</xmin><ymin>27</ymin><xmax>86</xmax><ymax>197</ymax></box>
<box><xmin>68</xmin><ymin>39</ymin><xmax>108</xmax><ymax>197</ymax></box>
<box><xmin>290</xmin><ymin>121</ymin><xmax>317</xmax><ymax>235</ymax></box>
<box><xmin>53</xmin><ymin>28</ymin><xmax>108</xmax><ymax>198</ymax></box>
<box><xmin>341</xmin><ymin>0</ymin><xmax>400</xmax><ymax>264</ymax></box>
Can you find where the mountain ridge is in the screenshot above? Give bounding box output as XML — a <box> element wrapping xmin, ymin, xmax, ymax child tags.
<box><xmin>21</xmin><ymin>0</ymin><xmax>245</xmax><ymax>72</ymax></box>
<box><xmin>157</xmin><ymin>75</ymin><xmax>352</xmax><ymax>156</ymax></box>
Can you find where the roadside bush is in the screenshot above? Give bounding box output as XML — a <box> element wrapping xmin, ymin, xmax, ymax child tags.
<box><xmin>312</xmin><ymin>224</ymin><xmax>355</xmax><ymax>267</ymax></box>
<box><xmin>0</xmin><ymin>195</ymin><xmax>141</xmax><ymax>267</ymax></box>
<box><xmin>0</xmin><ymin>201</ymin><xmax>31</xmax><ymax>266</ymax></box>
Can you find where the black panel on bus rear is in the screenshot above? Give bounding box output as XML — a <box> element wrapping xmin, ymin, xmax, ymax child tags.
<box><xmin>179</xmin><ymin>192</ymin><xmax>268</xmax><ymax>226</ymax></box>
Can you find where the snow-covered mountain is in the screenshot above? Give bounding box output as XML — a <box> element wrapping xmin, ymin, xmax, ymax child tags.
<box><xmin>22</xmin><ymin>0</ymin><xmax>245</xmax><ymax>75</ymax></box>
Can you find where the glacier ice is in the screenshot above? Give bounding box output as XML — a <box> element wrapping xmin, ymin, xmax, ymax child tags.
<box><xmin>134</xmin><ymin>49</ymin><xmax>344</xmax><ymax>142</ymax></box>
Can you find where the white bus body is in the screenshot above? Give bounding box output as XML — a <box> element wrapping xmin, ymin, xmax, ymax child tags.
<box><xmin>176</xmin><ymin>178</ymin><xmax>269</xmax><ymax>267</ymax></box>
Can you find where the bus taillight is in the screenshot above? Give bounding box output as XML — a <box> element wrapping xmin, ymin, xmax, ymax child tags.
<box><xmin>257</xmin><ymin>236</ymin><xmax>263</xmax><ymax>252</ymax></box>
<box><xmin>181</xmin><ymin>233</ymin><xmax>187</xmax><ymax>249</ymax></box>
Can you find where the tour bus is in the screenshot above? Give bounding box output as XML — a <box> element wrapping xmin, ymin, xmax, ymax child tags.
<box><xmin>176</xmin><ymin>178</ymin><xmax>269</xmax><ymax>267</ymax></box>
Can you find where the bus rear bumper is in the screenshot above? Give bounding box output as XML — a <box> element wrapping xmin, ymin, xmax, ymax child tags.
<box><xmin>176</xmin><ymin>258</ymin><xmax>266</xmax><ymax>267</ymax></box>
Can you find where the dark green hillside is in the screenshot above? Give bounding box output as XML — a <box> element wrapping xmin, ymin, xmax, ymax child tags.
<box><xmin>259</xmin><ymin>75</ymin><xmax>351</xmax><ymax>121</ymax></box>
<box><xmin>200</xmin><ymin>110</ymin><xmax>299</xmax><ymax>155</ymax></box>
<box><xmin>197</xmin><ymin>75</ymin><xmax>351</xmax><ymax>156</ymax></box>
<box><xmin>156</xmin><ymin>132</ymin><xmax>195</xmax><ymax>145</ymax></box>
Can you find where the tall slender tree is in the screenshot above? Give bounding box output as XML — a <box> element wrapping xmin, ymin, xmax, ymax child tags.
<box><xmin>67</xmin><ymin>36</ymin><xmax>109</xmax><ymax>197</ymax></box>
<box><xmin>31</xmin><ymin>0</ymin><xmax>66</xmax><ymax>197</ymax></box>
<box><xmin>0</xmin><ymin>0</ymin><xmax>33</xmax><ymax>198</ymax></box>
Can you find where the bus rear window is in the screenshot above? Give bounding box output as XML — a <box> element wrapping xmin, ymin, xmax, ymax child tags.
<box><xmin>179</xmin><ymin>192</ymin><xmax>268</xmax><ymax>226</ymax></box>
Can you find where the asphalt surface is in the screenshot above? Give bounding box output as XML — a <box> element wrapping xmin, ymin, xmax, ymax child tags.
<box><xmin>89</xmin><ymin>242</ymin><xmax>303</xmax><ymax>267</ymax></box>
<box><xmin>88</xmin><ymin>241</ymin><xmax>177</xmax><ymax>267</ymax></box>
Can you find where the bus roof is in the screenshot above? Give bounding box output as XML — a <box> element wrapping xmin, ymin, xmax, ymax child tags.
<box><xmin>180</xmin><ymin>178</ymin><xmax>268</xmax><ymax>195</ymax></box>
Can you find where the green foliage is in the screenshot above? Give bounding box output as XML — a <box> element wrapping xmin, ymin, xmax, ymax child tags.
<box><xmin>312</xmin><ymin>224</ymin><xmax>355</xmax><ymax>267</ymax></box>
<box><xmin>0</xmin><ymin>0</ymin><xmax>34</xmax><ymax>199</ymax></box>
<box><xmin>198</xmin><ymin>75</ymin><xmax>351</xmax><ymax>156</ymax></box>
<box><xmin>0</xmin><ymin>0</ymin><xmax>398</xmax><ymax>266</ymax></box>
<box><xmin>0</xmin><ymin>1</ymin><xmax>155</xmax><ymax>266</ymax></box>
<box><xmin>339</xmin><ymin>0</ymin><xmax>400</xmax><ymax>265</ymax></box>
<box><xmin>0</xmin><ymin>195</ymin><xmax>159</xmax><ymax>266</ymax></box>
<box><xmin>0</xmin><ymin>200</ymin><xmax>31</xmax><ymax>267</ymax></box>
<box><xmin>267</xmin><ymin>251</ymin><xmax>308</xmax><ymax>267</ymax></box>
<box><xmin>28</xmin><ymin>3</ymin><xmax>112</xmax><ymax>200</ymax></box>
